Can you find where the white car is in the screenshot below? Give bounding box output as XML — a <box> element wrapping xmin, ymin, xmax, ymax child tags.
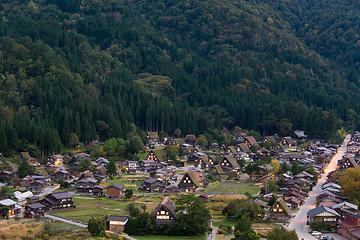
<box><xmin>311</xmin><ymin>231</ymin><xmax>322</xmax><ymax>236</ymax></box>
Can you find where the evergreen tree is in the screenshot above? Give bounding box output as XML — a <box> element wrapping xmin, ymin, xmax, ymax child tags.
<box><xmin>18</xmin><ymin>159</ymin><xmax>31</xmax><ymax>177</ymax></box>
<box><xmin>0</xmin><ymin>124</ymin><xmax>8</xmax><ymax>154</ymax></box>
<box><xmin>107</xmin><ymin>159</ymin><xmax>117</xmax><ymax>176</ymax></box>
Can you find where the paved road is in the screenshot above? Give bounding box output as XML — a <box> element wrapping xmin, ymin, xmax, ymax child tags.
<box><xmin>38</xmin><ymin>185</ymin><xmax>60</xmax><ymax>197</ymax></box>
<box><xmin>45</xmin><ymin>214</ymin><xmax>87</xmax><ymax>228</ymax></box>
<box><xmin>289</xmin><ymin>135</ymin><xmax>350</xmax><ymax>239</ymax></box>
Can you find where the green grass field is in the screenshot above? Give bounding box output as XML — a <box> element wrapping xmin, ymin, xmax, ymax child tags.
<box><xmin>54</xmin><ymin>195</ymin><xmax>164</xmax><ymax>223</ymax></box>
<box><xmin>54</xmin><ymin>196</ymin><xmax>133</xmax><ymax>223</ymax></box>
<box><xmin>203</xmin><ymin>180</ymin><xmax>262</xmax><ymax>196</ymax></box>
<box><xmin>212</xmin><ymin>218</ymin><xmax>237</xmax><ymax>227</ymax></box>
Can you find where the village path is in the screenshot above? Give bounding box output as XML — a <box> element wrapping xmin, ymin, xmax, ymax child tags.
<box><xmin>289</xmin><ymin>134</ymin><xmax>350</xmax><ymax>240</ymax></box>
<box><xmin>38</xmin><ymin>185</ymin><xmax>60</xmax><ymax>197</ymax></box>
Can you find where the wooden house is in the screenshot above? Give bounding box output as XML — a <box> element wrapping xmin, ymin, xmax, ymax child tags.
<box><xmin>332</xmin><ymin>202</ymin><xmax>358</xmax><ymax>219</ymax></box>
<box><xmin>340</xmin><ymin>155</ymin><xmax>359</xmax><ymax>170</ymax></box>
<box><xmin>20</xmin><ymin>152</ymin><xmax>31</xmax><ymax>163</ymax></box>
<box><xmin>30</xmin><ymin>180</ymin><xmax>45</xmax><ymax>193</ymax></box>
<box><xmin>139</xmin><ymin>159</ymin><xmax>156</xmax><ymax>170</ymax></box>
<box><xmin>24</xmin><ymin>203</ymin><xmax>46</xmax><ymax>218</ymax></box>
<box><xmin>20</xmin><ymin>152</ymin><xmax>38</xmax><ymax>166</ymax></box>
<box><xmin>263</xmin><ymin>136</ymin><xmax>277</xmax><ymax>145</ymax></box>
<box><xmin>209</xmin><ymin>143</ymin><xmax>220</xmax><ymax>150</ymax></box>
<box><xmin>92</xmin><ymin>185</ymin><xmax>104</xmax><ymax>196</ymax></box>
<box><xmin>172</xmin><ymin>138</ymin><xmax>185</xmax><ymax>146</ymax></box>
<box><xmin>163</xmin><ymin>184</ymin><xmax>180</xmax><ymax>194</ymax></box>
<box><xmin>226</xmin><ymin>146</ymin><xmax>237</xmax><ymax>155</ymax></box>
<box><xmin>280</xmin><ymin>137</ymin><xmax>296</xmax><ymax>148</ymax></box>
<box><xmin>178</xmin><ymin>170</ymin><xmax>200</xmax><ymax>192</ymax></box>
<box><xmin>20</xmin><ymin>176</ymin><xmax>35</xmax><ymax>188</ymax></box>
<box><xmin>151</xmin><ymin>197</ymin><xmax>177</xmax><ymax>225</ymax></box>
<box><xmin>77</xmin><ymin>177</ymin><xmax>98</xmax><ymax>194</ymax></box>
<box><xmin>147</xmin><ymin>132</ymin><xmax>159</xmax><ymax>141</ymax></box>
<box><xmin>250</xmin><ymin>198</ymin><xmax>268</xmax><ymax>209</ymax></box>
<box><xmin>96</xmin><ymin>157</ymin><xmax>109</xmax><ymax>167</ymax></box>
<box><xmin>106</xmin><ymin>184</ymin><xmax>125</xmax><ymax>199</ymax></box>
<box><xmin>236</xmin><ymin>143</ymin><xmax>251</xmax><ymax>154</ymax></box>
<box><xmin>184</xmin><ymin>135</ymin><xmax>197</xmax><ymax>145</ymax></box>
<box><xmin>283</xmin><ymin>191</ymin><xmax>303</xmax><ymax>201</ymax></box>
<box><xmin>338</xmin><ymin>214</ymin><xmax>360</xmax><ymax>239</ymax></box>
<box><xmin>285</xmin><ymin>197</ymin><xmax>302</xmax><ymax>209</ymax></box>
<box><xmin>41</xmin><ymin>192</ymin><xmax>73</xmax><ymax>209</ymax></box>
<box><xmin>142</xmin><ymin>178</ymin><xmax>165</xmax><ymax>193</ymax></box>
<box><xmin>93</xmin><ymin>166</ymin><xmax>109</xmax><ymax>182</ymax></box>
<box><xmin>268</xmin><ymin>198</ymin><xmax>292</xmax><ymax>221</ymax></box>
<box><xmin>194</xmin><ymin>156</ymin><xmax>212</xmax><ymax>169</ymax></box>
<box><xmin>0</xmin><ymin>170</ymin><xmax>12</xmax><ymax>182</ymax></box>
<box><xmin>307</xmin><ymin>205</ymin><xmax>340</xmax><ymax>227</ymax></box>
<box><xmin>219</xmin><ymin>155</ymin><xmax>240</xmax><ymax>172</ymax></box>
<box><xmin>210</xmin><ymin>165</ymin><xmax>224</xmax><ymax>178</ymax></box>
<box><xmin>294</xmin><ymin>171</ymin><xmax>314</xmax><ymax>180</ymax></box>
<box><xmin>0</xmin><ymin>199</ymin><xmax>21</xmax><ymax>217</ymax></box>
<box><xmin>50</xmin><ymin>169</ymin><xmax>70</xmax><ymax>181</ymax></box>
<box><xmin>145</xmin><ymin>149</ymin><xmax>166</xmax><ymax>163</ymax></box>
<box><xmin>244</xmin><ymin>136</ymin><xmax>259</xmax><ymax>149</ymax></box>
<box><xmin>106</xmin><ymin>216</ymin><xmax>129</xmax><ymax>232</ymax></box>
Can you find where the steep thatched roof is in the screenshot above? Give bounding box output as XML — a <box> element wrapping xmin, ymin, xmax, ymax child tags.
<box><xmin>174</xmin><ymin>138</ymin><xmax>185</xmax><ymax>145</ymax></box>
<box><xmin>227</xmin><ymin>146</ymin><xmax>237</xmax><ymax>154</ymax></box>
<box><xmin>180</xmin><ymin>170</ymin><xmax>200</xmax><ymax>186</ymax></box>
<box><xmin>222</xmin><ymin>155</ymin><xmax>240</xmax><ymax>168</ymax></box>
<box><xmin>246</xmin><ymin>136</ymin><xmax>259</xmax><ymax>148</ymax></box>
<box><xmin>152</xmin><ymin>149</ymin><xmax>167</xmax><ymax>162</ymax></box>
<box><xmin>20</xmin><ymin>152</ymin><xmax>31</xmax><ymax>160</ymax></box>
<box><xmin>268</xmin><ymin>198</ymin><xmax>291</xmax><ymax>215</ymax></box>
<box><xmin>147</xmin><ymin>132</ymin><xmax>159</xmax><ymax>139</ymax></box>
<box><xmin>151</xmin><ymin>196</ymin><xmax>177</xmax><ymax>218</ymax></box>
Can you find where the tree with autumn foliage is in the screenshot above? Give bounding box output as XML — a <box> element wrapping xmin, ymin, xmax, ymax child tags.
<box><xmin>339</xmin><ymin>168</ymin><xmax>360</xmax><ymax>201</ymax></box>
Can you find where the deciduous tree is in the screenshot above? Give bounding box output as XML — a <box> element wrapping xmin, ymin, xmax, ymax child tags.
<box><xmin>175</xmin><ymin>194</ymin><xmax>211</xmax><ymax>235</ymax></box>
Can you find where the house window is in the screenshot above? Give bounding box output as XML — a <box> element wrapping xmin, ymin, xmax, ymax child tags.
<box><xmin>273</xmin><ymin>209</ymin><xmax>277</xmax><ymax>212</ymax></box>
<box><xmin>278</xmin><ymin>209</ymin><xmax>283</xmax><ymax>212</ymax></box>
<box><xmin>324</xmin><ymin>218</ymin><xmax>336</xmax><ymax>222</ymax></box>
<box><xmin>161</xmin><ymin>211</ymin><xmax>165</xmax><ymax>215</ymax></box>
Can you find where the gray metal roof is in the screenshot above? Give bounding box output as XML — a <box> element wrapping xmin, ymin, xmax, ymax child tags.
<box><xmin>307</xmin><ymin>205</ymin><xmax>340</xmax><ymax>217</ymax></box>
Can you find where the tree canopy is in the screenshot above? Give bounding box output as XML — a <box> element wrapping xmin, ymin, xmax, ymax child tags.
<box><xmin>175</xmin><ymin>194</ymin><xmax>211</xmax><ymax>235</ymax></box>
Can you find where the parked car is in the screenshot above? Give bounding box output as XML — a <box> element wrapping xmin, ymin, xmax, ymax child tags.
<box><xmin>320</xmin><ymin>236</ymin><xmax>330</xmax><ymax>240</ymax></box>
<box><xmin>311</xmin><ymin>231</ymin><xmax>322</xmax><ymax>236</ymax></box>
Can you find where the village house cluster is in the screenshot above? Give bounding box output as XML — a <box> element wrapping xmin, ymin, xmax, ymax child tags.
<box><xmin>302</xmin><ymin>131</ymin><xmax>360</xmax><ymax>240</ymax></box>
<box><xmin>0</xmin><ymin>128</ymin><xmax>353</xmax><ymax>239</ymax></box>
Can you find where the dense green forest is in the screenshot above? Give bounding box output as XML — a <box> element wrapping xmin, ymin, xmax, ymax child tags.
<box><xmin>0</xmin><ymin>0</ymin><xmax>359</xmax><ymax>156</ymax></box>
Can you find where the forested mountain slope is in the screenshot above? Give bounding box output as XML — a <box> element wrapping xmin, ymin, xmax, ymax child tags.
<box><xmin>0</xmin><ymin>0</ymin><xmax>358</xmax><ymax>156</ymax></box>
<box><xmin>267</xmin><ymin>0</ymin><xmax>360</xmax><ymax>88</ymax></box>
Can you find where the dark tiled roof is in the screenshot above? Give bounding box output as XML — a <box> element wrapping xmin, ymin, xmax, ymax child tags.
<box><xmin>144</xmin><ymin>178</ymin><xmax>159</xmax><ymax>184</ymax></box>
<box><xmin>106</xmin><ymin>216</ymin><xmax>129</xmax><ymax>222</ymax></box>
<box><xmin>108</xmin><ymin>184</ymin><xmax>125</xmax><ymax>190</ymax></box>
<box><xmin>49</xmin><ymin>192</ymin><xmax>73</xmax><ymax>200</ymax></box>
<box><xmin>27</xmin><ymin>203</ymin><xmax>46</xmax><ymax>209</ymax></box>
